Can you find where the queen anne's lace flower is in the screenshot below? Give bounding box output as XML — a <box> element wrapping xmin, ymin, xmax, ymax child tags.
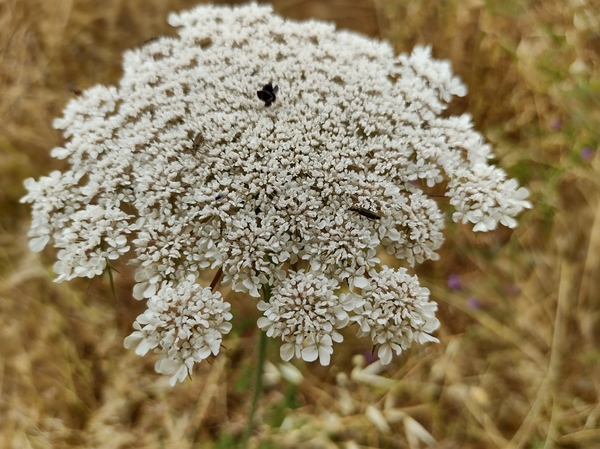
<box><xmin>21</xmin><ymin>4</ymin><xmax>531</xmax><ymax>382</ymax></box>
<box><xmin>124</xmin><ymin>278</ymin><xmax>232</xmax><ymax>385</ymax></box>
<box><xmin>258</xmin><ymin>271</ymin><xmax>357</xmax><ymax>366</ymax></box>
<box><xmin>346</xmin><ymin>266</ymin><xmax>440</xmax><ymax>365</ymax></box>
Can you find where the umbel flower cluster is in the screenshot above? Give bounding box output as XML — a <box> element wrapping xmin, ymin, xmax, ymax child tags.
<box><xmin>22</xmin><ymin>4</ymin><xmax>531</xmax><ymax>385</ymax></box>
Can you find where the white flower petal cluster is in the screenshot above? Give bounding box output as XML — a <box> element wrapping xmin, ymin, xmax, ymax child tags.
<box><xmin>346</xmin><ymin>266</ymin><xmax>440</xmax><ymax>365</ymax></box>
<box><xmin>258</xmin><ymin>271</ymin><xmax>355</xmax><ymax>366</ymax></box>
<box><xmin>21</xmin><ymin>4</ymin><xmax>531</xmax><ymax>380</ymax></box>
<box><xmin>449</xmin><ymin>168</ymin><xmax>533</xmax><ymax>231</ymax></box>
<box><xmin>124</xmin><ymin>278</ymin><xmax>233</xmax><ymax>386</ymax></box>
<box><xmin>53</xmin><ymin>205</ymin><xmax>132</xmax><ymax>282</ymax></box>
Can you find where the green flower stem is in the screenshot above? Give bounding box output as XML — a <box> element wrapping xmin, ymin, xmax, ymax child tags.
<box><xmin>242</xmin><ymin>285</ymin><xmax>271</xmax><ymax>447</ymax></box>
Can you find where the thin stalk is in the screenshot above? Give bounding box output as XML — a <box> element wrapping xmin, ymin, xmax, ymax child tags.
<box><xmin>242</xmin><ymin>284</ymin><xmax>271</xmax><ymax>448</ymax></box>
<box><xmin>209</xmin><ymin>267</ymin><xmax>223</xmax><ymax>292</ymax></box>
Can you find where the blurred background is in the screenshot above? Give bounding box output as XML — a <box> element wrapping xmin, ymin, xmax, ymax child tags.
<box><xmin>1</xmin><ymin>0</ymin><xmax>599</xmax><ymax>447</ymax></box>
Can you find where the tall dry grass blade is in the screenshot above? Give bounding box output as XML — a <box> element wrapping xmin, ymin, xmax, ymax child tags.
<box><xmin>511</xmin><ymin>261</ymin><xmax>574</xmax><ymax>448</ymax></box>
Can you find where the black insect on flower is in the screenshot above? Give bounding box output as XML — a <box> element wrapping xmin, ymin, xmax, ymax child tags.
<box><xmin>349</xmin><ymin>206</ymin><xmax>382</xmax><ymax>220</ymax></box>
<box><xmin>192</xmin><ymin>132</ymin><xmax>204</xmax><ymax>150</ymax></box>
<box><xmin>257</xmin><ymin>82</ymin><xmax>279</xmax><ymax>107</ymax></box>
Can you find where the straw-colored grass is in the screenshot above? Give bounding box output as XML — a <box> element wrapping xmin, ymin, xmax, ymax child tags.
<box><xmin>1</xmin><ymin>0</ymin><xmax>599</xmax><ymax>447</ymax></box>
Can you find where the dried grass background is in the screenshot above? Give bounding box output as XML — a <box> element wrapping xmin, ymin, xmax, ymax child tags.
<box><xmin>1</xmin><ymin>0</ymin><xmax>599</xmax><ymax>447</ymax></box>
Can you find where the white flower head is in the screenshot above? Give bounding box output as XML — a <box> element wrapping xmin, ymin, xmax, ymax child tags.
<box><xmin>124</xmin><ymin>280</ymin><xmax>233</xmax><ymax>386</ymax></box>
<box><xmin>347</xmin><ymin>266</ymin><xmax>440</xmax><ymax>365</ymax></box>
<box><xmin>22</xmin><ymin>4</ymin><xmax>530</xmax><ymax>379</ymax></box>
<box><xmin>258</xmin><ymin>270</ymin><xmax>357</xmax><ymax>366</ymax></box>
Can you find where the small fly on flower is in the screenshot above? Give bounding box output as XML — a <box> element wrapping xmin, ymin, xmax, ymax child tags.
<box><xmin>192</xmin><ymin>132</ymin><xmax>204</xmax><ymax>150</ymax></box>
<box><xmin>67</xmin><ymin>85</ymin><xmax>83</xmax><ymax>96</ymax></box>
<box><xmin>347</xmin><ymin>164</ymin><xmax>364</xmax><ymax>173</ymax></box>
<box><xmin>349</xmin><ymin>206</ymin><xmax>382</xmax><ymax>220</ymax></box>
<box><xmin>257</xmin><ymin>82</ymin><xmax>278</xmax><ymax>107</ymax></box>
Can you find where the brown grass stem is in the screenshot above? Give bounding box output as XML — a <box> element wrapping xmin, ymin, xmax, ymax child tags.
<box><xmin>210</xmin><ymin>266</ymin><xmax>223</xmax><ymax>292</ymax></box>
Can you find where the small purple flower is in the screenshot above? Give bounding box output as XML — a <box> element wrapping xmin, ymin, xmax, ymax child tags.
<box><xmin>364</xmin><ymin>349</ymin><xmax>379</xmax><ymax>364</ymax></box>
<box><xmin>549</xmin><ymin>118</ymin><xmax>562</xmax><ymax>131</ymax></box>
<box><xmin>581</xmin><ymin>146</ymin><xmax>595</xmax><ymax>161</ymax></box>
<box><xmin>466</xmin><ymin>297</ymin><xmax>481</xmax><ymax>309</ymax></box>
<box><xmin>504</xmin><ymin>284</ymin><xmax>521</xmax><ymax>297</ymax></box>
<box><xmin>447</xmin><ymin>273</ymin><xmax>463</xmax><ymax>291</ymax></box>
